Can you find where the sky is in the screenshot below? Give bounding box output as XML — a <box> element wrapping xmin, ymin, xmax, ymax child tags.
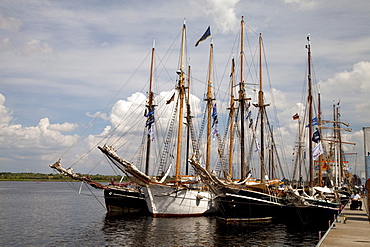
<box><xmin>0</xmin><ymin>0</ymin><xmax>369</xmax><ymax>177</ymax></box>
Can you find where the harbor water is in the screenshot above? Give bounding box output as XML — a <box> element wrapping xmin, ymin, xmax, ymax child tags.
<box><xmin>0</xmin><ymin>181</ymin><xmax>322</xmax><ymax>246</ymax></box>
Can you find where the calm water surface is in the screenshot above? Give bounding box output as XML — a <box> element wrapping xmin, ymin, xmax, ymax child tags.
<box><xmin>0</xmin><ymin>181</ymin><xmax>322</xmax><ymax>246</ymax></box>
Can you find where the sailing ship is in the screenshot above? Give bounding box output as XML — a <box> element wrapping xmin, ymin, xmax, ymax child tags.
<box><xmin>281</xmin><ymin>35</ymin><xmax>350</xmax><ymax>226</ymax></box>
<box><xmin>190</xmin><ymin>16</ymin><xmax>285</xmax><ymax>221</ymax></box>
<box><xmin>98</xmin><ymin>19</ymin><xmax>215</xmax><ymax>217</ymax></box>
<box><xmin>49</xmin><ymin>33</ymin><xmax>162</xmax><ymax>215</ymax></box>
<box><xmin>50</xmin><ymin>159</ymin><xmax>148</xmax><ymax>214</ymax></box>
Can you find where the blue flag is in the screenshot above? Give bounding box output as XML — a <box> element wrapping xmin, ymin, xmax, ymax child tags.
<box><xmin>212</xmin><ymin>103</ymin><xmax>218</xmax><ymax>140</ymax></box>
<box><xmin>312</xmin><ymin>129</ymin><xmax>320</xmax><ymax>143</ymax></box>
<box><xmin>212</xmin><ymin>103</ymin><xmax>218</xmax><ymax>127</ymax></box>
<box><xmin>146</xmin><ymin>108</ymin><xmax>155</xmax><ymax>127</ymax></box>
<box><xmin>306</xmin><ymin>117</ymin><xmax>318</xmax><ymax>127</ymax></box>
<box><xmin>195</xmin><ymin>26</ymin><xmax>211</xmax><ymax>47</ymax></box>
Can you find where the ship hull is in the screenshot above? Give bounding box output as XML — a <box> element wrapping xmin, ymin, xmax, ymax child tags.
<box><xmin>214</xmin><ymin>189</ymin><xmax>283</xmax><ymax>221</ymax></box>
<box><xmin>280</xmin><ymin>200</ymin><xmax>342</xmax><ymax>226</ymax></box>
<box><xmin>104</xmin><ymin>186</ymin><xmax>149</xmax><ymax>214</ymax></box>
<box><xmin>142</xmin><ymin>183</ymin><xmax>214</xmax><ymax>217</ymax></box>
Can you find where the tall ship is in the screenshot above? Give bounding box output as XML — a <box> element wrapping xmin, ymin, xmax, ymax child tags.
<box><xmin>97</xmin><ymin>19</ymin><xmax>216</xmax><ymax>217</ymax></box>
<box><xmin>281</xmin><ymin>35</ymin><xmax>351</xmax><ymax>226</ymax></box>
<box><xmin>190</xmin><ymin>16</ymin><xmax>286</xmax><ymax>221</ymax></box>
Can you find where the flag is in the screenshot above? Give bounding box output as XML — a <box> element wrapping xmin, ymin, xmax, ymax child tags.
<box><xmin>246</xmin><ymin>102</ymin><xmax>251</xmax><ymax>119</ymax></box>
<box><xmin>255</xmin><ymin>138</ymin><xmax>260</xmax><ymax>152</ymax></box>
<box><xmin>212</xmin><ymin>103</ymin><xmax>218</xmax><ymax>127</ymax></box>
<box><xmin>146</xmin><ymin>117</ymin><xmax>154</xmax><ymax>127</ymax></box>
<box><xmin>292</xmin><ymin>113</ymin><xmax>299</xmax><ymax>120</ymax></box>
<box><xmin>312</xmin><ymin>142</ymin><xmax>324</xmax><ymax>160</ymax></box>
<box><xmin>145</xmin><ymin>108</ymin><xmax>154</xmax><ymax>117</ymax></box>
<box><xmin>312</xmin><ymin>117</ymin><xmax>318</xmax><ymax>126</ymax></box>
<box><xmin>279</xmin><ymin>178</ymin><xmax>284</xmax><ymax>187</ymax></box>
<box><xmin>306</xmin><ymin>117</ymin><xmax>318</xmax><ymax>127</ymax></box>
<box><xmin>246</xmin><ymin>110</ymin><xmax>252</xmax><ymax>119</ymax></box>
<box><xmin>146</xmin><ymin>108</ymin><xmax>155</xmax><ymax>127</ymax></box>
<box><xmin>212</xmin><ymin>103</ymin><xmax>218</xmax><ymax>139</ymax></box>
<box><xmin>166</xmin><ymin>93</ymin><xmax>175</xmax><ymax>104</ymax></box>
<box><xmin>195</xmin><ymin>26</ymin><xmax>211</xmax><ymax>47</ymax></box>
<box><xmin>148</xmin><ymin>124</ymin><xmax>154</xmax><ymax>141</ymax></box>
<box><xmin>312</xmin><ymin>128</ymin><xmax>320</xmax><ymax>143</ymax></box>
<box><xmin>249</xmin><ymin>118</ymin><xmax>253</xmax><ymax>128</ymax></box>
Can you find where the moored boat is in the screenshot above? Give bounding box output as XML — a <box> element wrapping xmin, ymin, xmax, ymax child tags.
<box><xmin>280</xmin><ymin>35</ymin><xmax>352</xmax><ymax>226</ymax></box>
<box><xmin>189</xmin><ymin>16</ymin><xmax>286</xmax><ymax>221</ymax></box>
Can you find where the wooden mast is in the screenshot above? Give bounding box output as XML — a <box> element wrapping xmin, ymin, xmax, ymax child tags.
<box><xmin>175</xmin><ymin>19</ymin><xmax>186</xmax><ymax>181</ymax></box>
<box><xmin>228</xmin><ymin>57</ymin><xmax>236</xmax><ymax>178</ymax></box>
<box><xmin>258</xmin><ymin>33</ymin><xmax>266</xmax><ymax>184</ymax></box>
<box><xmin>185</xmin><ymin>62</ymin><xmax>191</xmax><ymax>175</ymax></box>
<box><xmin>145</xmin><ymin>39</ymin><xmax>155</xmax><ymax>175</ymax></box>
<box><xmin>205</xmin><ymin>40</ymin><xmax>214</xmax><ymax>172</ymax></box>
<box><xmin>307</xmin><ymin>34</ymin><xmax>314</xmax><ymax>188</ymax></box>
<box><xmin>318</xmin><ymin>90</ymin><xmax>323</xmax><ymax>186</ymax></box>
<box><xmin>239</xmin><ymin>16</ymin><xmax>247</xmax><ymax>180</ymax></box>
<box><xmin>337</xmin><ymin>105</ymin><xmax>344</xmax><ymax>184</ymax></box>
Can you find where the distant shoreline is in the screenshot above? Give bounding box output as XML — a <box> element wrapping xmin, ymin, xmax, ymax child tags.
<box><xmin>0</xmin><ymin>172</ymin><xmax>123</xmax><ymax>182</ymax></box>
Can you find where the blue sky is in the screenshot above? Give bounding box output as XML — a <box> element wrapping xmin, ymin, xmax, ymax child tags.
<box><xmin>0</xmin><ymin>0</ymin><xmax>369</xmax><ymax>177</ymax></box>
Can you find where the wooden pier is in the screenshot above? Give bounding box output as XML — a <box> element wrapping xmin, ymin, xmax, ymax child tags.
<box><xmin>317</xmin><ymin>197</ymin><xmax>370</xmax><ymax>246</ymax></box>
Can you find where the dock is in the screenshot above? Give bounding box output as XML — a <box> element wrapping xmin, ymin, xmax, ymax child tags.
<box><xmin>317</xmin><ymin>197</ymin><xmax>370</xmax><ymax>246</ymax></box>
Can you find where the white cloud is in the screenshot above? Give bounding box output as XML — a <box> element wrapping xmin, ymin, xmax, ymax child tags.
<box><xmin>319</xmin><ymin>61</ymin><xmax>370</xmax><ymax>125</ymax></box>
<box><xmin>47</xmin><ymin>122</ymin><xmax>78</xmax><ymax>132</ymax></box>
<box><xmin>0</xmin><ymin>11</ymin><xmax>22</xmax><ymax>32</ymax></box>
<box><xmin>0</xmin><ymin>93</ymin><xmax>12</xmax><ymax>124</ymax></box>
<box><xmin>0</xmin><ymin>37</ymin><xmax>11</xmax><ymax>51</ymax></box>
<box><xmin>86</xmin><ymin>111</ymin><xmax>109</xmax><ymax>121</ymax></box>
<box><xmin>110</xmin><ymin>92</ymin><xmax>147</xmax><ymax>129</ymax></box>
<box><xmin>22</xmin><ymin>39</ymin><xmax>54</xmax><ymax>55</ymax></box>
<box><xmin>191</xmin><ymin>0</ymin><xmax>240</xmax><ymax>33</ymax></box>
<box><xmin>0</xmin><ymin>0</ymin><xmax>368</xmax><ymax>176</ymax></box>
<box><xmin>0</xmin><ymin>93</ymin><xmax>79</xmax><ymax>171</ymax></box>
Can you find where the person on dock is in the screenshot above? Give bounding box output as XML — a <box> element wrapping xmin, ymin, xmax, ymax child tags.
<box><xmin>350</xmin><ymin>191</ymin><xmax>362</xmax><ymax>210</ymax></box>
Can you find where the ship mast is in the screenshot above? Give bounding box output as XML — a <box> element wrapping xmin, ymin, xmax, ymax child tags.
<box><xmin>257</xmin><ymin>33</ymin><xmax>267</xmax><ymax>183</ymax></box>
<box><xmin>307</xmin><ymin>34</ymin><xmax>314</xmax><ymax>188</ymax></box>
<box><xmin>318</xmin><ymin>90</ymin><xmax>323</xmax><ymax>186</ymax></box>
<box><xmin>228</xmin><ymin>57</ymin><xmax>236</xmax><ymax>177</ymax></box>
<box><xmin>205</xmin><ymin>40</ymin><xmax>214</xmax><ymax>172</ymax></box>
<box><xmin>175</xmin><ymin>19</ymin><xmax>186</xmax><ymax>181</ymax></box>
<box><xmin>185</xmin><ymin>62</ymin><xmax>191</xmax><ymax>175</ymax></box>
<box><xmin>239</xmin><ymin>16</ymin><xmax>247</xmax><ymax>180</ymax></box>
<box><xmin>145</xmin><ymin>39</ymin><xmax>156</xmax><ymax>175</ymax></box>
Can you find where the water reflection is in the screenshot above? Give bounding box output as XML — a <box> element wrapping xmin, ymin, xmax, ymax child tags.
<box><xmin>103</xmin><ymin>215</ymin><xmax>216</xmax><ymax>246</ymax></box>
<box><xmin>102</xmin><ymin>214</ymin><xmax>318</xmax><ymax>246</ymax></box>
<box><xmin>0</xmin><ymin>182</ymin><xmax>319</xmax><ymax>247</ymax></box>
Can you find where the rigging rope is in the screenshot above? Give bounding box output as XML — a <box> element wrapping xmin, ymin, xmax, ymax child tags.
<box><xmin>60</xmin><ymin>51</ymin><xmax>152</xmax><ymax>164</ymax></box>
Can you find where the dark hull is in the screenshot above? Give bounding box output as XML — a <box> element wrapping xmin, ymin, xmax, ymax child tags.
<box><xmin>104</xmin><ymin>186</ymin><xmax>149</xmax><ymax>215</ymax></box>
<box><xmin>214</xmin><ymin>188</ymin><xmax>284</xmax><ymax>221</ymax></box>
<box><xmin>280</xmin><ymin>201</ymin><xmax>342</xmax><ymax>227</ymax></box>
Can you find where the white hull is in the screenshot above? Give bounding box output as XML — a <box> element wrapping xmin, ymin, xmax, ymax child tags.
<box><xmin>143</xmin><ymin>183</ymin><xmax>214</xmax><ymax>217</ymax></box>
